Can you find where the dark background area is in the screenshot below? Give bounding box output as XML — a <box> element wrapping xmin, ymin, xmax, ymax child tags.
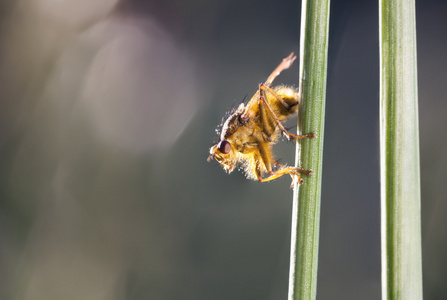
<box><xmin>0</xmin><ymin>0</ymin><xmax>446</xmax><ymax>299</ymax></box>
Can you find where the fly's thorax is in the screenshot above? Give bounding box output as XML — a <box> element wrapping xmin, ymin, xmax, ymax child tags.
<box><xmin>220</xmin><ymin>103</ymin><xmax>248</xmax><ymax>141</ymax></box>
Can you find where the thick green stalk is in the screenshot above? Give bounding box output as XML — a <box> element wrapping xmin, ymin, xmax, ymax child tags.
<box><xmin>379</xmin><ymin>0</ymin><xmax>423</xmax><ymax>299</ymax></box>
<box><xmin>288</xmin><ymin>0</ymin><xmax>330</xmax><ymax>299</ymax></box>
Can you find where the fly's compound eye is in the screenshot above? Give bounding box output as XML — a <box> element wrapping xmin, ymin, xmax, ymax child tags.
<box><xmin>218</xmin><ymin>140</ymin><xmax>231</xmax><ymax>154</ymax></box>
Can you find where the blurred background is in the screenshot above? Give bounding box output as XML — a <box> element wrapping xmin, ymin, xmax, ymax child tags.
<box><xmin>0</xmin><ymin>0</ymin><xmax>446</xmax><ymax>299</ymax></box>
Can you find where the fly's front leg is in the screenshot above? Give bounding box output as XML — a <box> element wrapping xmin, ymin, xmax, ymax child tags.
<box><xmin>274</xmin><ymin>161</ymin><xmax>313</xmax><ymax>177</ymax></box>
<box><xmin>258</xmin><ymin>84</ymin><xmax>316</xmax><ymax>141</ymax></box>
<box><xmin>256</xmin><ymin>168</ymin><xmax>301</xmax><ymax>184</ymax></box>
<box><xmin>257</xmin><ymin>167</ymin><xmax>311</xmax><ymax>186</ymax></box>
<box><xmin>274</xmin><ymin>161</ymin><xmax>313</xmax><ymax>187</ymax></box>
<box><xmin>255</xmin><ymin>159</ymin><xmax>313</xmax><ymax>185</ymax></box>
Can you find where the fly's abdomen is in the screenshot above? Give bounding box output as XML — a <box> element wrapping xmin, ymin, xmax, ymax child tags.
<box><xmin>268</xmin><ymin>85</ymin><xmax>299</xmax><ymax>119</ymax></box>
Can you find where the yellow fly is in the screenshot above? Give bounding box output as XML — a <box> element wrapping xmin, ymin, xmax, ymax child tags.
<box><xmin>207</xmin><ymin>53</ymin><xmax>315</xmax><ymax>185</ymax></box>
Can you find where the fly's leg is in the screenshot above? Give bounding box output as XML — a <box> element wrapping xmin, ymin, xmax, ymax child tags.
<box><xmin>240</xmin><ymin>53</ymin><xmax>298</xmax><ymax>121</ymax></box>
<box><xmin>250</xmin><ymin>137</ymin><xmax>313</xmax><ymax>185</ymax></box>
<box><xmin>254</xmin><ymin>152</ymin><xmax>312</xmax><ymax>185</ymax></box>
<box><xmin>254</xmin><ymin>143</ymin><xmax>294</xmax><ymax>183</ymax></box>
<box><xmin>264</xmin><ymin>53</ymin><xmax>297</xmax><ymax>87</ymax></box>
<box><xmin>260</xmin><ymin>84</ymin><xmax>296</xmax><ymax>110</ymax></box>
<box><xmin>256</xmin><ymin>167</ymin><xmax>310</xmax><ymax>185</ymax></box>
<box><xmin>275</xmin><ymin>161</ymin><xmax>313</xmax><ymax>187</ymax></box>
<box><xmin>274</xmin><ymin>161</ymin><xmax>313</xmax><ymax>177</ymax></box>
<box><xmin>258</xmin><ymin>85</ymin><xmax>316</xmax><ymax>141</ymax></box>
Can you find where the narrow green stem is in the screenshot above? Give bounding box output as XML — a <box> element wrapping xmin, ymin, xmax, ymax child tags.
<box><xmin>288</xmin><ymin>0</ymin><xmax>330</xmax><ymax>299</ymax></box>
<box><xmin>379</xmin><ymin>0</ymin><xmax>423</xmax><ymax>299</ymax></box>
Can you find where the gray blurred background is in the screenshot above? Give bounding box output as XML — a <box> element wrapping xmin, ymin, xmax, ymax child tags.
<box><xmin>0</xmin><ymin>0</ymin><xmax>446</xmax><ymax>299</ymax></box>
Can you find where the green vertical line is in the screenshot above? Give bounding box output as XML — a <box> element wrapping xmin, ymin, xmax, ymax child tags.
<box><xmin>288</xmin><ymin>0</ymin><xmax>330</xmax><ymax>299</ymax></box>
<box><xmin>379</xmin><ymin>0</ymin><xmax>423</xmax><ymax>299</ymax></box>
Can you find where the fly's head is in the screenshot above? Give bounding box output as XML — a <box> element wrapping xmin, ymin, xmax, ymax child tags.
<box><xmin>207</xmin><ymin>140</ymin><xmax>236</xmax><ymax>173</ymax></box>
<box><xmin>208</xmin><ymin>103</ymin><xmax>247</xmax><ymax>174</ymax></box>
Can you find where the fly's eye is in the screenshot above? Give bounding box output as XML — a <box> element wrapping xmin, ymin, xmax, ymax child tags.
<box><xmin>218</xmin><ymin>140</ymin><xmax>231</xmax><ymax>154</ymax></box>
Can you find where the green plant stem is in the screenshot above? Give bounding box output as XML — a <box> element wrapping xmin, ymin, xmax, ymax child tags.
<box><xmin>288</xmin><ymin>0</ymin><xmax>330</xmax><ymax>299</ymax></box>
<box><xmin>379</xmin><ymin>0</ymin><xmax>423</xmax><ymax>299</ymax></box>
